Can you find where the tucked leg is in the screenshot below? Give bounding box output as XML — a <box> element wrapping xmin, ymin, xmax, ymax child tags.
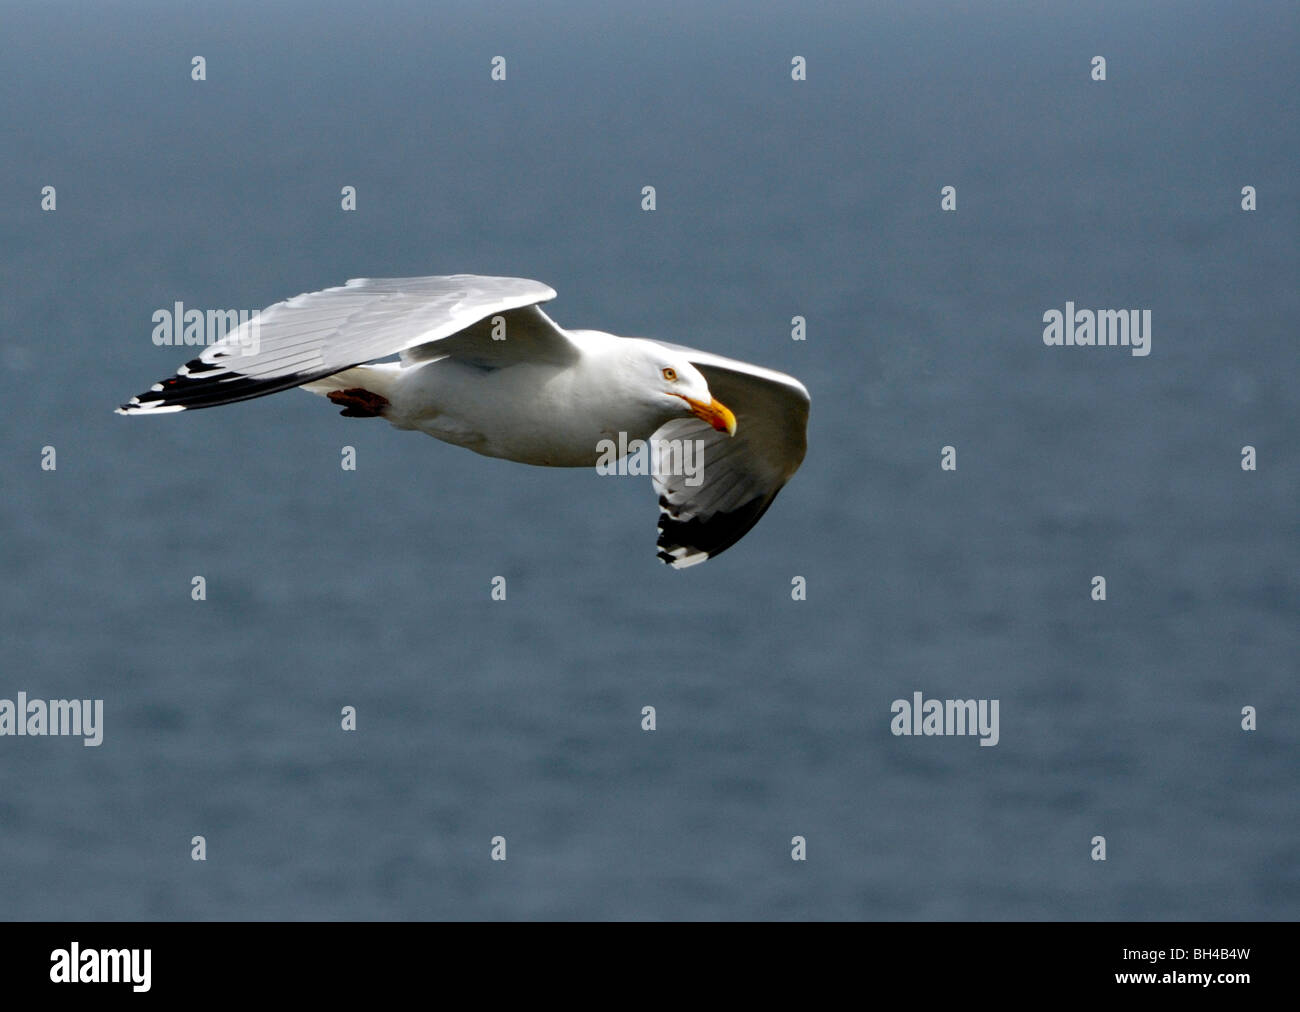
<box><xmin>326</xmin><ymin>387</ymin><xmax>391</xmax><ymax>418</ymax></box>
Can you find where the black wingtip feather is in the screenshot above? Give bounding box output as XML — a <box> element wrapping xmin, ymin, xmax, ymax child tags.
<box><xmin>119</xmin><ymin>367</ymin><xmax>335</xmax><ymax>414</ymax></box>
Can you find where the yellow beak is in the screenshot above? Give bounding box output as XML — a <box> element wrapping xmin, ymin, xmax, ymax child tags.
<box><xmin>678</xmin><ymin>395</ymin><xmax>737</xmax><ymax>436</ymax></box>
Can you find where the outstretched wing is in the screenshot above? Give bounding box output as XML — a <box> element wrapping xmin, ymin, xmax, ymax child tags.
<box><xmin>117</xmin><ymin>274</ymin><xmax>569</xmax><ymax>414</ymax></box>
<box><xmin>647</xmin><ymin>343</ymin><xmax>810</xmax><ymax>567</ymax></box>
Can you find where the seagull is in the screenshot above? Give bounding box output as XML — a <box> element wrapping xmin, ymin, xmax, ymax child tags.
<box><xmin>118</xmin><ymin>275</ymin><xmax>810</xmax><ymax>567</ymax></box>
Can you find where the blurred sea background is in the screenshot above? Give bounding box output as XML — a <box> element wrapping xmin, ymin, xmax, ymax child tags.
<box><xmin>1</xmin><ymin>0</ymin><xmax>1296</xmax><ymax>919</ymax></box>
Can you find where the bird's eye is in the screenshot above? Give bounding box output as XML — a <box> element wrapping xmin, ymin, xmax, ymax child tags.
<box><xmin>662</xmin><ymin>367</ymin><xmax>678</xmax><ymax>381</ymax></box>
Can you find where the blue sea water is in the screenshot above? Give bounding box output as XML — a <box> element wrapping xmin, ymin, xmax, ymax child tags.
<box><xmin>0</xmin><ymin>0</ymin><xmax>1296</xmax><ymax>919</ymax></box>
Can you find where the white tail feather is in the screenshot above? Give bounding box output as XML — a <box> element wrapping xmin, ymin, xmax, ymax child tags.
<box><xmin>301</xmin><ymin>363</ymin><xmax>401</xmax><ymax>400</ymax></box>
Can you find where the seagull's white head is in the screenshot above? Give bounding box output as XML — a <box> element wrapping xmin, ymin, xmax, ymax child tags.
<box><xmin>635</xmin><ymin>346</ymin><xmax>737</xmax><ymax>437</ymax></box>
